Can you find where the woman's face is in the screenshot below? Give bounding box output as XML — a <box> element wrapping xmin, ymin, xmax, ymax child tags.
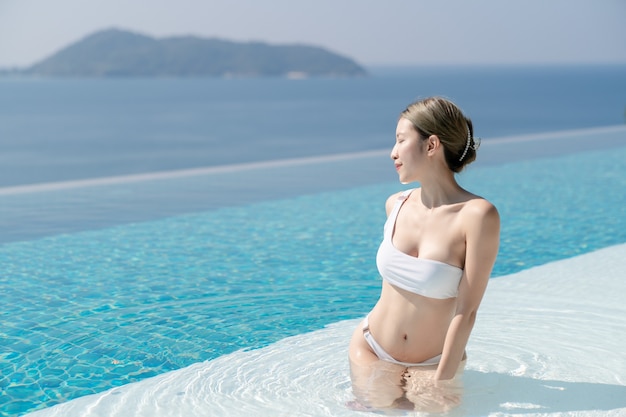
<box><xmin>391</xmin><ymin>117</ymin><xmax>426</xmax><ymax>184</ymax></box>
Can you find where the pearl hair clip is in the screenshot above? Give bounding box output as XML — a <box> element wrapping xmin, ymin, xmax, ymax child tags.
<box><xmin>459</xmin><ymin>125</ymin><xmax>480</xmax><ymax>162</ymax></box>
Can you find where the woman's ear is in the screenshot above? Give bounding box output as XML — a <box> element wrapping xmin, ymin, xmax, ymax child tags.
<box><xmin>426</xmin><ymin>135</ymin><xmax>440</xmax><ymax>155</ymax></box>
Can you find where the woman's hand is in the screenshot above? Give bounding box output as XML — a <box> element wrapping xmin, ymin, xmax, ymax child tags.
<box><xmin>403</xmin><ymin>368</ymin><xmax>464</xmax><ymax>413</ymax></box>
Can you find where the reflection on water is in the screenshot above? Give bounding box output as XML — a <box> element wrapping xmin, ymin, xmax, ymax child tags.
<box><xmin>349</xmin><ymin>359</ymin><xmax>464</xmax><ymax>414</ymax></box>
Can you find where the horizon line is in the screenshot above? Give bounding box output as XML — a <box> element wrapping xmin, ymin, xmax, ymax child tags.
<box><xmin>4</xmin><ymin>61</ymin><xmax>626</xmax><ymax>73</ymax></box>
<box><xmin>0</xmin><ymin>124</ymin><xmax>624</xmax><ymax>196</ymax></box>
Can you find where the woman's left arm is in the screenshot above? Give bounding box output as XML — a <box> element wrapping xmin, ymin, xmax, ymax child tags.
<box><xmin>435</xmin><ymin>199</ymin><xmax>500</xmax><ymax>380</ymax></box>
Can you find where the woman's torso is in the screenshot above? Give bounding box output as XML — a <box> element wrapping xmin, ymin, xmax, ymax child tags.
<box><xmin>369</xmin><ymin>188</ymin><xmax>471</xmax><ymax>363</ymax></box>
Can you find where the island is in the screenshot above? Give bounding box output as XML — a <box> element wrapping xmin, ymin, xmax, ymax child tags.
<box><xmin>5</xmin><ymin>28</ymin><xmax>367</xmax><ymax>78</ymax></box>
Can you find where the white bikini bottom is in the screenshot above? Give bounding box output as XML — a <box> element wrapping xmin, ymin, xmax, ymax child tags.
<box><xmin>361</xmin><ymin>315</ymin><xmax>441</xmax><ymax>367</ymax></box>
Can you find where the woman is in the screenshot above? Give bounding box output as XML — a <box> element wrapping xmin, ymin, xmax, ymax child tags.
<box><xmin>348</xmin><ymin>96</ymin><xmax>500</xmax><ymax>411</ymax></box>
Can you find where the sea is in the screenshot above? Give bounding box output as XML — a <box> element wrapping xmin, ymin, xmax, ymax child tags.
<box><xmin>1</xmin><ymin>65</ymin><xmax>625</xmax><ymax>188</ymax></box>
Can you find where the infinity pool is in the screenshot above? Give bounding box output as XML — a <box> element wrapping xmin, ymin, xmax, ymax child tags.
<box><xmin>2</xmin><ymin>127</ymin><xmax>626</xmax><ymax>416</ymax></box>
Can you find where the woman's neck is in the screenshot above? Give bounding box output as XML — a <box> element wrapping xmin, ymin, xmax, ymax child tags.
<box><xmin>417</xmin><ymin>171</ymin><xmax>462</xmax><ymax>209</ymax></box>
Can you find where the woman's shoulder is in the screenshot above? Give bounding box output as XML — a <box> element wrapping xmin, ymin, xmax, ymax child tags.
<box><xmin>461</xmin><ymin>195</ymin><xmax>500</xmax><ymax>229</ymax></box>
<box><xmin>385</xmin><ymin>188</ymin><xmax>418</xmax><ymax>215</ymax></box>
<box><xmin>463</xmin><ymin>194</ymin><xmax>496</xmax><ymax>210</ymax></box>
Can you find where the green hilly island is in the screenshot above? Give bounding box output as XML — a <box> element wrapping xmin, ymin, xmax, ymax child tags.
<box><xmin>5</xmin><ymin>28</ymin><xmax>367</xmax><ymax>78</ymax></box>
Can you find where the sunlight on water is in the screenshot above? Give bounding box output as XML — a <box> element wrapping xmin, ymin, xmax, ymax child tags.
<box><xmin>27</xmin><ymin>244</ymin><xmax>626</xmax><ymax>417</ymax></box>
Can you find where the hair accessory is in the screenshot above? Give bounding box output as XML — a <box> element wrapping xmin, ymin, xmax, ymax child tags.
<box><xmin>459</xmin><ymin>125</ymin><xmax>481</xmax><ymax>162</ymax></box>
<box><xmin>459</xmin><ymin>125</ymin><xmax>472</xmax><ymax>162</ymax></box>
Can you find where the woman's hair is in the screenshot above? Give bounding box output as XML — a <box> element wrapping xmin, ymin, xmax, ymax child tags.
<box><xmin>400</xmin><ymin>96</ymin><xmax>478</xmax><ymax>173</ymax></box>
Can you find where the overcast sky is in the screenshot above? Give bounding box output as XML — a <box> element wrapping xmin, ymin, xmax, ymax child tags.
<box><xmin>1</xmin><ymin>0</ymin><xmax>625</xmax><ymax>68</ymax></box>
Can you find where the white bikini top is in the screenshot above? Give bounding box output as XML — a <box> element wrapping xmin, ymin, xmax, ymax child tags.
<box><xmin>376</xmin><ymin>189</ymin><xmax>463</xmax><ymax>299</ymax></box>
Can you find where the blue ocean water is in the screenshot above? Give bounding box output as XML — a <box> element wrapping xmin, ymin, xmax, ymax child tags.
<box><xmin>0</xmin><ymin>66</ymin><xmax>625</xmax><ymax>416</ymax></box>
<box><xmin>0</xmin><ymin>65</ymin><xmax>624</xmax><ymax>187</ymax></box>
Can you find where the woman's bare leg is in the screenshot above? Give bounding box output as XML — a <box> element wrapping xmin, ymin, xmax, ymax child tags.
<box><xmin>348</xmin><ymin>324</ymin><xmax>407</xmax><ymax>409</ymax></box>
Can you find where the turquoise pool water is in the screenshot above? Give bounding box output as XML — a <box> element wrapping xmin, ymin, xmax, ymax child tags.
<box><xmin>1</xmin><ymin>129</ymin><xmax>626</xmax><ymax>416</ymax></box>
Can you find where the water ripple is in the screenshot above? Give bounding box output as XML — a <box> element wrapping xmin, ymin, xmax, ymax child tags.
<box><xmin>28</xmin><ymin>244</ymin><xmax>626</xmax><ymax>417</ymax></box>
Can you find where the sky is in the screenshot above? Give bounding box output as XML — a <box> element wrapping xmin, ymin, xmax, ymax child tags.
<box><xmin>1</xmin><ymin>0</ymin><xmax>625</xmax><ymax>68</ymax></box>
